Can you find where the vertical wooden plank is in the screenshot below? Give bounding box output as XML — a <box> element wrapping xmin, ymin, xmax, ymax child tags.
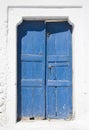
<box><xmin>46</xmin><ymin>31</ymin><xmax>56</xmax><ymax>118</ymax></box>
<box><xmin>46</xmin><ymin>22</ymin><xmax>72</xmax><ymax>119</ymax></box>
<box><xmin>21</xmin><ymin>62</ymin><xmax>33</xmax><ymax>117</ymax></box>
<box><xmin>57</xmin><ymin>87</ymin><xmax>72</xmax><ymax>118</ymax></box>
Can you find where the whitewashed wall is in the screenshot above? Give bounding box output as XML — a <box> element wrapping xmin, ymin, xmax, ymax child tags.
<box><xmin>0</xmin><ymin>0</ymin><xmax>89</xmax><ymax>130</ymax></box>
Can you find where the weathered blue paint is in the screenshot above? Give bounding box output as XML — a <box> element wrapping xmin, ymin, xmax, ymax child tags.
<box><xmin>46</xmin><ymin>22</ymin><xmax>72</xmax><ymax>119</ymax></box>
<box><xmin>17</xmin><ymin>21</ymin><xmax>72</xmax><ymax>119</ymax></box>
<box><xmin>17</xmin><ymin>21</ymin><xmax>45</xmax><ymax>118</ymax></box>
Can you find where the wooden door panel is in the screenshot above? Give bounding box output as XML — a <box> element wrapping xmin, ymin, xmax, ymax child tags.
<box><xmin>46</xmin><ymin>22</ymin><xmax>72</xmax><ymax>119</ymax></box>
<box><xmin>17</xmin><ymin>21</ymin><xmax>45</xmax><ymax>118</ymax></box>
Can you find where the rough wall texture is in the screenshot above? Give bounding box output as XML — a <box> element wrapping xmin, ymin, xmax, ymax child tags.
<box><xmin>0</xmin><ymin>0</ymin><xmax>89</xmax><ymax>130</ymax></box>
<box><xmin>0</xmin><ymin>7</ymin><xmax>7</xmax><ymax>126</ymax></box>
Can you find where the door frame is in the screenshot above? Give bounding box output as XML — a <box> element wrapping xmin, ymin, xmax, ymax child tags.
<box><xmin>7</xmin><ymin>7</ymin><xmax>82</xmax><ymax>125</ymax></box>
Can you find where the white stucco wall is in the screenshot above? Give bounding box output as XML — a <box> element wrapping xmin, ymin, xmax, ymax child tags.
<box><xmin>0</xmin><ymin>0</ymin><xmax>89</xmax><ymax>130</ymax></box>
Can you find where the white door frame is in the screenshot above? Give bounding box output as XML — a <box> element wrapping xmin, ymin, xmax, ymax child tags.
<box><xmin>7</xmin><ymin>7</ymin><xmax>83</xmax><ymax>130</ymax></box>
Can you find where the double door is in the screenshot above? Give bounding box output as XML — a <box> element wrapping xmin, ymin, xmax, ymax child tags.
<box><xmin>17</xmin><ymin>20</ymin><xmax>72</xmax><ymax>119</ymax></box>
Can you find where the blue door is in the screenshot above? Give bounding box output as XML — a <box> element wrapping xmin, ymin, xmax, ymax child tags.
<box><xmin>17</xmin><ymin>21</ymin><xmax>46</xmax><ymax>119</ymax></box>
<box><xmin>17</xmin><ymin>21</ymin><xmax>72</xmax><ymax>119</ymax></box>
<box><xmin>46</xmin><ymin>22</ymin><xmax>72</xmax><ymax>119</ymax></box>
